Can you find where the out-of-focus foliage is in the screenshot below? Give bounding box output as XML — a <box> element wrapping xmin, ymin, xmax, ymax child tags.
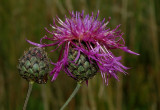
<box><xmin>0</xmin><ymin>0</ymin><xmax>160</xmax><ymax>110</ymax></box>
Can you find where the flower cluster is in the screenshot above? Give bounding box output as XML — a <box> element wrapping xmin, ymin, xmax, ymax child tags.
<box><xmin>27</xmin><ymin>11</ymin><xmax>139</xmax><ymax>85</ymax></box>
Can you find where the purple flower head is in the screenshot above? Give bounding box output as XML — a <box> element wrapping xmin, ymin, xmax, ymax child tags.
<box><xmin>27</xmin><ymin>11</ymin><xmax>139</xmax><ymax>85</ymax></box>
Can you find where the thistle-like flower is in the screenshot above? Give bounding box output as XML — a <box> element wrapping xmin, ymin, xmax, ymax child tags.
<box><xmin>18</xmin><ymin>47</ymin><xmax>50</xmax><ymax>110</ymax></box>
<box><xmin>27</xmin><ymin>11</ymin><xmax>139</xmax><ymax>85</ymax></box>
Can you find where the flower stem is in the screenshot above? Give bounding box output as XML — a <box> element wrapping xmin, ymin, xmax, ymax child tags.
<box><xmin>23</xmin><ymin>81</ymin><xmax>34</xmax><ymax>110</ymax></box>
<box><xmin>60</xmin><ymin>82</ymin><xmax>82</xmax><ymax>110</ymax></box>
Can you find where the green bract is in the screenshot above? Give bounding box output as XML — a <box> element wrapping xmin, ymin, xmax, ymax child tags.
<box><xmin>68</xmin><ymin>44</ymin><xmax>99</xmax><ymax>82</ymax></box>
<box><xmin>18</xmin><ymin>47</ymin><xmax>50</xmax><ymax>84</ymax></box>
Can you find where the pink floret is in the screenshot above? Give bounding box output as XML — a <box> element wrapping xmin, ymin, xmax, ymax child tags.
<box><xmin>27</xmin><ymin>10</ymin><xmax>139</xmax><ymax>85</ymax></box>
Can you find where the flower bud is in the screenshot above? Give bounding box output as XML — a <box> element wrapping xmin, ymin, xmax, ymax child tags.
<box><xmin>18</xmin><ymin>47</ymin><xmax>50</xmax><ymax>84</ymax></box>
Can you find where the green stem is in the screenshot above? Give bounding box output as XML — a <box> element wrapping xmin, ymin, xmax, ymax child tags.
<box><xmin>23</xmin><ymin>81</ymin><xmax>34</xmax><ymax>110</ymax></box>
<box><xmin>60</xmin><ymin>82</ymin><xmax>82</xmax><ymax>110</ymax></box>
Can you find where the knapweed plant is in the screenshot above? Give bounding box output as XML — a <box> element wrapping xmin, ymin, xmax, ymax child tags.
<box><xmin>26</xmin><ymin>10</ymin><xmax>139</xmax><ymax>110</ymax></box>
<box><xmin>18</xmin><ymin>47</ymin><xmax>50</xmax><ymax>110</ymax></box>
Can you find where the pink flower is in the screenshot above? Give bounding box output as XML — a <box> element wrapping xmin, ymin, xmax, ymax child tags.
<box><xmin>27</xmin><ymin>11</ymin><xmax>139</xmax><ymax>85</ymax></box>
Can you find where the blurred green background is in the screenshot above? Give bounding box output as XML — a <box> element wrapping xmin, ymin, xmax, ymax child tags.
<box><xmin>0</xmin><ymin>0</ymin><xmax>160</xmax><ymax>110</ymax></box>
